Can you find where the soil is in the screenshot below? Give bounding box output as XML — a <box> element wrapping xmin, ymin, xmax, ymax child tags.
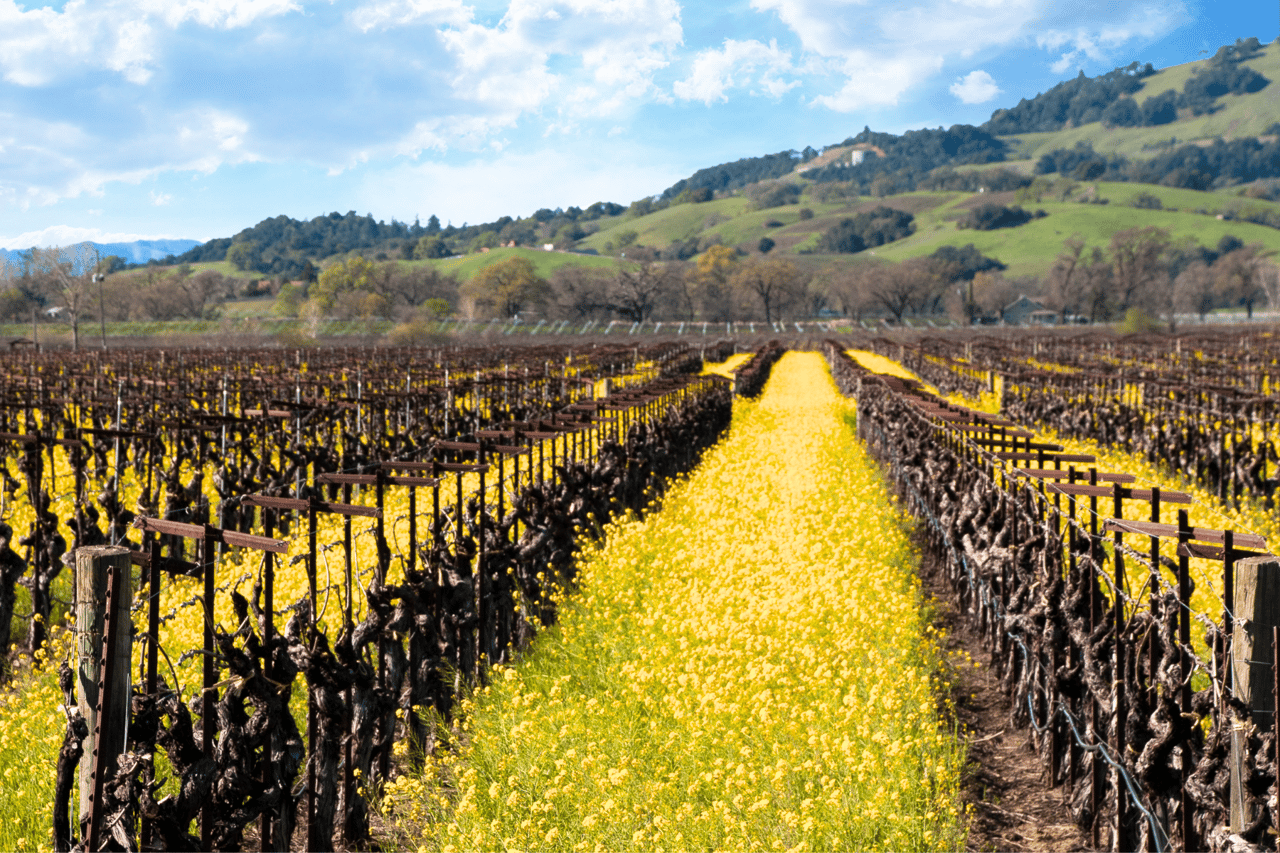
<box><xmin>923</xmin><ymin>554</ymin><xmax>1095</xmax><ymax>853</ymax></box>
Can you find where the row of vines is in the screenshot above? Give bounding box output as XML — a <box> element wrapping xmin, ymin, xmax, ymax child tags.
<box><xmin>838</xmin><ymin>329</ymin><xmax>1280</xmax><ymax>852</ymax></box>
<box><xmin>0</xmin><ymin>338</ymin><xmax>743</xmax><ymax>851</ymax></box>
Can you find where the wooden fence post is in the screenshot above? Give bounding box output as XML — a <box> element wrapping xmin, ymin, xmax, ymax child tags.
<box><xmin>1230</xmin><ymin>556</ymin><xmax>1280</xmax><ymax>832</ymax></box>
<box><xmin>74</xmin><ymin>546</ymin><xmax>132</xmax><ymax>835</ymax></box>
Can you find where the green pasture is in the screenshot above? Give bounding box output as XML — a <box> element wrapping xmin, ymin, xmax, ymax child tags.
<box><xmin>872</xmin><ymin>193</ymin><xmax>1280</xmax><ymax>276</ymax></box>
<box><xmin>417</xmin><ymin>246</ymin><xmax>622</xmax><ymax>282</ymax></box>
<box><xmin>578</xmin><ymin>196</ymin><xmax>752</xmax><ymax>252</ymax></box>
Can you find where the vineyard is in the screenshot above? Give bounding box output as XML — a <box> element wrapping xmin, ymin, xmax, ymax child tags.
<box><xmin>1</xmin><ymin>331</ymin><xmax>1280</xmax><ymax>851</ymax></box>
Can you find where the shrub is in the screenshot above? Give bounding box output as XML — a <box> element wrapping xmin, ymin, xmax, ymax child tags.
<box><xmin>1130</xmin><ymin>191</ymin><xmax>1164</xmax><ymax>210</ymax></box>
<box><xmin>817</xmin><ymin>206</ymin><xmax>915</xmax><ymax>253</ymax></box>
<box><xmin>959</xmin><ymin>203</ymin><xmax>1036</xmax><ymax>230</ymax></box>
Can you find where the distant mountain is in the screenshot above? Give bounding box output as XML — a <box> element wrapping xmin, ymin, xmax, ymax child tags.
<box><xmin>1</xmin><ymin>238</ymin><xmax>202</xmax><ymax>268</ymax></box>
<box><xmin>95</xmin><ymin>239</ymin><xmax>202</xmax><ymax>264</ymax></box>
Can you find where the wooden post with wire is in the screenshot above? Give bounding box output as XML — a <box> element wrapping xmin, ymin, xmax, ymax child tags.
<box><xmin>1230</xmin><ymin>556</ymin><xmax>1280</xmax><ymax>833</ymax></box>
<box><xmin>75</xmin><ymin>545</ymin><xmax>132</xmax><ymax>849</ymax></box>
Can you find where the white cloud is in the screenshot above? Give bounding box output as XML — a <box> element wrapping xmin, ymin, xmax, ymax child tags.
<box><xmin>0</xmin><ymin>224</ymin><xmax>187</xmax><ymax>249</ymax></box>
<box><xmin>348</xmin><ymin>0</ymin><xmax>472</xmax><ymax>31</ymax></box>
<box><xmin>0</xmin><ymin>0</ymin><xmax>1199</xmax><ymax>237</ymax></box>
<box><xmin>812</xmin><ymin>51</ymin><xmax>938</xmax><ymax>111</ymax></box>
<box><xmin>674</xmin><ymin>39</ymin><xmax>797</xmax><ymax>104</ymax></box>
<box><xmin>435</xmin><ymin>0</ymin><xmax>683</xmax><ymax>119</ymax></box>
<box><xmin>949</xmin><ymin>69</ymin><xmax>1000</xmax><ymax>103</ymax></box>
<box><xmin>749</xmin><ymin>0</ymin><xmax>1190</xmax><ymax>111</ymax></box>
<box><xmin>150</xmin><ymin>190</ymin><xmax>172</xmax><ymax>205</ymax></box>
<box><xmin>0</xmin><ymin>0</ymin><xmax>300</xmax><ymax>87</ymax></box>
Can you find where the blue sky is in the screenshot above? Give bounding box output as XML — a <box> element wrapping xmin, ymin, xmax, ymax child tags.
<box><xmin>0</xmin><ymin>0</ymin><xmax>1275</xmax><ymax>248</ymax></box>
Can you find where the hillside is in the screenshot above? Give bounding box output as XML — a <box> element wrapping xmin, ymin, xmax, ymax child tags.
<box><xmin>1007</xmin><ymin>40</ymin><xmax>1280</xmax><ymax>160</ymax></box>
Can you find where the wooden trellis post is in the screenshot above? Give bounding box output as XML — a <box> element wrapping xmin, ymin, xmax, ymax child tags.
<box><xmin>75</xmin><ymin>545</ymin><xmax>131</xmax><ymax>851</ymax></box>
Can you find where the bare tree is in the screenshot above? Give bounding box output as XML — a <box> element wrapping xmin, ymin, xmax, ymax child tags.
<box><xmin>373</xmin><ymin>264</ymin><xmax>457</xmax><ymax>310</ymax></box>
<box><xmin>609</xmin><ymin>256</ymin><xmax>675</xmax><ymax>322</ymax></box>
<box><xmin>818</xmin><ymin>263</ymin><xmax>873</xmax><ymax>323</ymax></box>
<box><xmin>858</xmin><ymin>258</ymin><xmax>937</xmax><ymax>323</ymax></box>
<box><xmin>549</xmin><ymin>265</ymin><xmax>611</xmax><ymax>320</ymax></box>
<box><xmin>970</xmin><ymin>270</ymin><xmax>1021</xmax><ymax>322</ymax></box>
<box><xmin>0</xmin><ymin>254</ymin><xmax>31</xmax><ymax>324</ymax></box>
<box><xmin>1216</xmin><ymin>245</ymin><xmax>1272</xmax><ymax>318</ymax></box>
<box><xmin>1081</xmin><ymin>246</ymin><xmax>1115</xmax><ymax>323</ymax></box>
<box><xmin>179</xmin><ymin>270</ymin><xmax>230</xmax><ymax>318</ymax></box>
<box><xmin>30</xmin><ymin>242</ymin><xmax>98</xmax><ymax>350</ymax></box>
<box><xmin>731</xmin><ymin>257</ymin><xmax>806</xmax><ymax>322</ymax></box>
<box><xmin>1046</xmin><ymin>235</ymin><xmax>1086</xmax><ymax>323</ymax></box>
<box><xmin>1260</xmin><ymin>259</ymin><xmax>1280</xmax><ymax>314</ymax></box>
<box><xmin>1109</xmin><ymin>226</ymin><xmax>1171</xmax><ymax>315</ymax></box>
<box><xmin>1175</xmin><ymin>261</ymin><xmax>1218</xmax><ymax>323</ymax></box>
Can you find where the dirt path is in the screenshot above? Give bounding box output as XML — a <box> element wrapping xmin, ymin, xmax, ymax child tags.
<box><xmin>924</xmin><ymin>556</ymin><xmax>1094</xmax><ymax>852</ymax></box>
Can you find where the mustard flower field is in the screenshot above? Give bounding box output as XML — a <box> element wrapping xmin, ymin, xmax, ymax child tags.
<box><xmin>383</xmin><ymin>352</ymin><xmax>966</xmax><ymax>852</ymax></box>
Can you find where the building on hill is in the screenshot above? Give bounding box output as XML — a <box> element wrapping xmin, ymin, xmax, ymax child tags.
<box><xmin>1003</xmin><ymin>294</ymin><xmax>1057</xmax><ymax>325</ymax></box>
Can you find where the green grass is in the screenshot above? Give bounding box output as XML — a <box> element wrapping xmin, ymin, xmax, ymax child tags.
<box><xmin>872</xmin><ymin>188</ymin><xmax>1280</xmax><ymax>276</ymax></box>
<box><xmin>220</xmin><ymin>296</ymin><xmax>277</xmax><ymax>318</ymax></box>
<box><xmin>417</xmin><ymin>247</ymin><xmax>622</xmax><ymax>282</ymax></box>
<box><xmin>186</xmin><ymin>260</ymin><xmax>248</xmax><ymax>278</ymax></box>
<box><xmin>579</xmin><ymin>197</ymin><xmax>753</xmax><ymax>253</ymax></box>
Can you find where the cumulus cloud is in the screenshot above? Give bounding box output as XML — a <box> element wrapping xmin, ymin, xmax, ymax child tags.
<box><xmin>950</xmin><ymin>69</ymin><xmax>1000</xmax><ymax>103</ymax></box>
<box><xmin>749</xmin><ymin>0</ymin><xmax>1189</xmax><ymax>111</ymax></box>
<box><xmin>673</xmin><ymin>39</ymin><xmax>798</xmax><ymax>104</ymax></box>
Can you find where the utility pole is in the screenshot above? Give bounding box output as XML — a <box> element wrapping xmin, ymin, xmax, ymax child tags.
<box><xmin>94</xmin><ymin>273</ymin><xmax>106</xmax><ymax>349</ymax></box>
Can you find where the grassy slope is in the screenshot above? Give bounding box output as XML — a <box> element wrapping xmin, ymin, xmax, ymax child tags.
<box><xmin>1006</xmin><ymin>41</ymin><xmax>1280</xmax><ymax>161</ymax></box>
<box><xmin>872</xmin><ymin>187</ymin><xmax>1280</xmax><ymax>276</ymax></box>
<box><xmin>417</xmin><ymin>246</ymin><xmax>622</xmax><ymax>281</ymax></box>
<box><xmin>576</xmin><ymin>197</ymin><xmax>752</xmax><ymax>252</ymax></box>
